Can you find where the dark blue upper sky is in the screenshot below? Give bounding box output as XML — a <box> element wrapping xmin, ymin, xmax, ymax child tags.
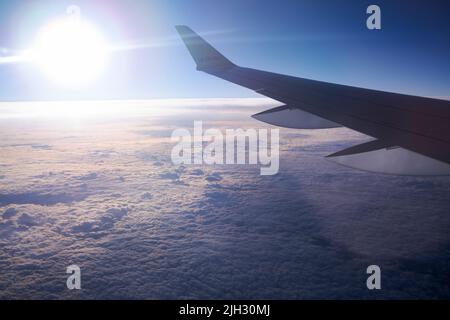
<box><xmin>0</xmin><ymin>0</ymin><xmax>449</xmax><ymax>100</ymax></box>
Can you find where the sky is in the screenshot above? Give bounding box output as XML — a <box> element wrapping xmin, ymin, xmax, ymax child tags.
<box><xmin>0</xmin><ymin>0</ymin><xmax>450</xmax><ymax>100</ymax></box>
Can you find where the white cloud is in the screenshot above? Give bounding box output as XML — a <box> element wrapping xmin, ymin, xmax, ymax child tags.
<box><xmin>0</xmin><ymin>99</ymin><xmax>449</xmax><ymax>299</ymax></box>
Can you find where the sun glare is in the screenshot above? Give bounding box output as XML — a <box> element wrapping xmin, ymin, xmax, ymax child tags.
<box><xmin>33</xmin><ymin>17</ymin><xmax>108</xmax><ymax>87</ymax></box>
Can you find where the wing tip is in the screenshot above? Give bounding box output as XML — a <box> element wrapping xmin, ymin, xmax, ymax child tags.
<box><xmin>175</xmin><ymin>25</ymin><xmax>190</xmax><ymax>32</ymax></box>
<box><xmin>175</xmin><ymin>25</ymin><xmax>235</xmax><ymax>72</ymax></box>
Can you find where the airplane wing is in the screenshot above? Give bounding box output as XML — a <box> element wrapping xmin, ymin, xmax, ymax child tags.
<box><xmin>176</xmin><ymin>25</ymin><xmax>450</xmax><ymax>175</ymax></box>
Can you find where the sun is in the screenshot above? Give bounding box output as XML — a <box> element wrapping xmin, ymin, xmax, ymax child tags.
<box><xmin>33</xmin><ymin>17</ymin><xmax>108</xmax><ymax>87</ymax></box>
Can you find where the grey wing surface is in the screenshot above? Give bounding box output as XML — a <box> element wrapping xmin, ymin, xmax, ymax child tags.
<box><xmin>176</xmin><ymin>25</ymin><xmax>450</xmax><ymax>175</ymax></box>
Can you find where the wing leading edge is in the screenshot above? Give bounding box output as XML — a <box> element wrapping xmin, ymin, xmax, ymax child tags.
<box><xmin>176</xmin><ymin>25</ymin><xmax>450</xmax><ymax>175</ymax></box>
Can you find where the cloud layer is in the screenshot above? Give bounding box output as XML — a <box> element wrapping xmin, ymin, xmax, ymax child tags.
<box><xmin>0</xmin><ymin>99</ymin><xmax>449</xmax><ymax>299</ymax></box>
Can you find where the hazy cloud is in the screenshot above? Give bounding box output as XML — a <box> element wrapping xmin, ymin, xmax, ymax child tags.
<box><xmin>0</xmin><ymin>99</ymin><xmax>449</xmax><ymax>299</ymax></box>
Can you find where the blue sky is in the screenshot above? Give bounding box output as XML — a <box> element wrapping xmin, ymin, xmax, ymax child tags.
<box><xmin>0</xmin><ymin>0</ymin><xmax>449</xmax><ymax>100</ymax></box>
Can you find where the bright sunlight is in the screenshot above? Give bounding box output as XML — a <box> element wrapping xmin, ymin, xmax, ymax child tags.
<box><xmin>32</xmin><ymin>16</ymin><xmax>109</xmax><ymax>87</ymax></box>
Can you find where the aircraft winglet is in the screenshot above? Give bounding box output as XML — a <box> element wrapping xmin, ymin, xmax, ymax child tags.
<box><xmin>175</xmin><ymin>25</ymin><xmax>236</xmax><ymax>73</ymax></box>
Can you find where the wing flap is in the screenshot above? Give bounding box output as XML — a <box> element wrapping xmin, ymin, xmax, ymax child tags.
<box><xmin>252</xmin><ymin>105</ymin><xmax>341</xmax><ymax>129</ymax></box>
<box><xmin>327</xmin><ymin>144</ymin><xmax>450</xmax><ymax>176</ymax></box>
<box><xmin>327</xmin><ymin>139</ymin><xmax>394</xmax><ymax>158</ymax></box>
